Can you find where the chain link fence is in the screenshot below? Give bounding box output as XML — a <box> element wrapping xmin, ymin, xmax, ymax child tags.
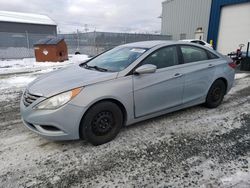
<box><xmin>59</xmin><ymin>32</ymin><xmax>172</xmax><ymax>56</ymax></box>
<box><xmin>0</xmin><ymin>32</ymin><xmax>55</xmax><ymax>59</ymax></box>
<box><xmin>0</xmin><ymin>31</ymin><xmax>172</xmax><ymax>59</ymax></box>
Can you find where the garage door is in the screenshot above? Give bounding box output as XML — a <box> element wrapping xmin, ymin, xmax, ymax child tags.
<box><xmin>217</xmin><ymin>2</ymin><xmax>250</xmax><ymax>55</ymax></box>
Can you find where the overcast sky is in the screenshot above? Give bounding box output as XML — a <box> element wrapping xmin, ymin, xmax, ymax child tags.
<box><xmin>0</xmin><ymin>0</ymin><xmax>163</xmax><ymax>34</ymax></box>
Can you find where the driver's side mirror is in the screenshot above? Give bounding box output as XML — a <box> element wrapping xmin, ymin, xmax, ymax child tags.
<box><xmin>134</xmin><ymin>64</ymin><xmax>157</xmax><ymax>75</ymax></box>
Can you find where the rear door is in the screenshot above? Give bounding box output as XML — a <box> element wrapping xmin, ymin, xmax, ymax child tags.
<box><xmin>133</xmin><ymin>45</ymin><xmax>184</xmax><ymax>118</ymax></box>
<box><xmin>179</xmin><ymin>45</ymin><xmax>218</xmax><ymax>104</ymax></box>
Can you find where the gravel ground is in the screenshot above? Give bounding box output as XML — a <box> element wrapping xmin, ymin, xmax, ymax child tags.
<box><xmin>0</xmin><ymin>73</ymin><xmax>250</xmax><ymax>188</ymax></box>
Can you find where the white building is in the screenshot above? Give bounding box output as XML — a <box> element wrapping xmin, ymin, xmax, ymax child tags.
<box><xmin>161</xmin><ymin>0</ymin><xmax>250</xmax><ymax>54</ymax></box>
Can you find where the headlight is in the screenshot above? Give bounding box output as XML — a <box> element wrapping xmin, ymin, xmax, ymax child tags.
<box><xmin>34</xmin><ymin>87</ymin><xmax>82</xmax><ymax>110</ymax></box>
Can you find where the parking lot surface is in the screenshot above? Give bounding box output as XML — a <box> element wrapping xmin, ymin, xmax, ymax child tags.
<box><xmin>0</xmin><ymin>73</ymin><xmax>250</xmax><ymax>188</ymax></box>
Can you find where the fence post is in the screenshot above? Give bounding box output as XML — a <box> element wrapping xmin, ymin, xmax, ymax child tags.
<box><xmin>77</xmin><ymin>29</ymin><xmax>80</xmax><ymax>51</ymax></box>
<box><xmin>25</xmin><ymin>31</ymin><xmax>30</xmax><ymax>57</ymax></box>
<box><xmin>25</xmin><ymin>31</ymin><xmax>30</xmax><ymax>49</ymax></box>
<box><xmin>124</xmin><ymin>34</ymin><xmax>127</xmax><ymax>44</ymax></box>
<box><xmin>94</xmin><ymin>30</ymin><xmax>97</xmax><ymax>55</ymax></box>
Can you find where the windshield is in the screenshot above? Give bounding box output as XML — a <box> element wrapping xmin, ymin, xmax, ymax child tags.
<box><xmin>83</xmin><ymin>47</ymin><xmax>147</xmax><ymax>72</ymax></box>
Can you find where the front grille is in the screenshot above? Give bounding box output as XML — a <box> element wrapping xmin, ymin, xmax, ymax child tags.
<box><xmin>23</xmin><ymin>91</ymin><xmax>41</xmax><ymax>107</ymax></box>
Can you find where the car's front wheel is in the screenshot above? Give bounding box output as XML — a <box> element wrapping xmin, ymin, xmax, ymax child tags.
<box><xmin>205</xmin><ymin>79</ymin><xmax>226</xmax><ymax>108</ymax></box>
<box><xmin>80</xmin><ymin>101</ymin><xmax>123</xmax><ymax>146</ymax></box>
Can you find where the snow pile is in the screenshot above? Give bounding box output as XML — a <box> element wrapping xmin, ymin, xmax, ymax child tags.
<box><xmin>71</xmin><ymin>54</ymin><xmax>90</xmax><ymax>63</ymax></box>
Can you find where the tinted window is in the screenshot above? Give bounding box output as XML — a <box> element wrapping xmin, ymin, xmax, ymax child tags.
<box><xmin>181</xmin><ymin>46</ymin><xmax>208</xmax><ymax>63</ymax></box>
<box><xmin>207</xmin><ymin>51</ymin><xmax>219</xmax><ymax>59</ymax></box>
<box><xmin>191</xmin><ymin>40</ymin><xmax>205</xmax><ymax>46</ymax></box>
<box><xmin>198</xmin><ymin>41</ymin><xmax>205</xmax><ymax>45</ymax></box>
<box><xmin>191</xmin><ymin>40</ymin><xmax>198</xmax><ymax>44</ymax></box>
<box><xmin>142</xmin><ymin>46</ymin><xmax>179</xmax><ymax>69</ymax></box>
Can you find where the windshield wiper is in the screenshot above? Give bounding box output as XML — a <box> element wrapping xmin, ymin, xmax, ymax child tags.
<box><xmin>82</xmin><ymin>64</ymin><xmax>108</xmax><ymax>72</ymax></box>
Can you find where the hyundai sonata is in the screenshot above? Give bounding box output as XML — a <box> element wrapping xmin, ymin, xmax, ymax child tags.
<box><xmin>20</xmin><ymin>41</ymin><xmax>235</xmax><ymax>145</ymax></box>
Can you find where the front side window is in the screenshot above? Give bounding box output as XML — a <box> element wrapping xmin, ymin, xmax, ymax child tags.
<box><xmin>84</xmin><ymin>47</ymin><xmax>147</xmax><ymax>72</ymax></box>
<box><xmin>141</xmin><ymin>46</ymin><xmax>179</xmax><ymax>69</ymax></box>
<box><xmin>181</xmin><ymin>46</ymin><xmax>208</xmax><ymax>63</ymax></box>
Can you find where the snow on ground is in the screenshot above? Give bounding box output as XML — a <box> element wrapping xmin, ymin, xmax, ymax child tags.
<box><xmin>235</xmin><ymin>73</ymin><xmax>249</xmax><ymax>80</ymax></box>
<box><xmin>0</xmin><ymin>54</ymin><xmax>89</xmax><ymax>75</ymax></box>
<box><xmin>0</xmin><ymin>75</ymin><xmax>36</xmax><ymax>90</ymax></box>
<box><xmin>0</xmin><ymin>54</ymin><xmax>90</xmax><ymax>90</ymax></box>
<box><xmin>220</xmin><ymin>169</ymin><xmax>250</xmax><ymax>187</ymax></box>
<box><xmin>0</xmin><ymin>66</ymin><xmax>249</xmax><ymax>187</ymax></box>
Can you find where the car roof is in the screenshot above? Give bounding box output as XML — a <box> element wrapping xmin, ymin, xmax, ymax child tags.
<box><xmin>120</xmin><ymin>40</ymin><xmax>216</xmax><ymax>52</ymax></box>
<box><xmin>182</xmin><ymin>39</ymin><xmax>207</xmax><ymax>42</ymax></box>
<box><xmin>121</xmin><ymin>40</ymin><xmax>176</xmax><ymax>49</ymax></box>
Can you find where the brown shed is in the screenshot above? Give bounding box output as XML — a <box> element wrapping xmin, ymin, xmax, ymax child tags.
<box><xmin>34</xmin><ymin>37</ymin><xmax>68</xmax><ymax>62</ymax></box>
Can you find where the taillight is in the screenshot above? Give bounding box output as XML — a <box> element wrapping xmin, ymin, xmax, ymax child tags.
<box><xmin>228</xmin><ymin>62</ymin><xmax>237</xmax><ymax>69</ymax></box>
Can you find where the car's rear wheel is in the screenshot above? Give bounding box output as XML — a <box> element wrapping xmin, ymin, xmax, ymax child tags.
<box><xmin>205</xmin><ymin>79</ymin><xmax>226</xmax><ymax>108</ymax></box>
<box><xmin>80</xmin><ymin>101</ymin><xmax>123</xmax><ymax>146</ymax></box>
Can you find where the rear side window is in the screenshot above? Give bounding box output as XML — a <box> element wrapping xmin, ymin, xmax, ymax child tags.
<box><xmin>191</xmin><ymin>40</ymin><xmax>205</xmax><ymax>46</ymax></box>
<box><xmin>199</xmin><ymin>41</ymin><xmax>206</xmax><ymax>45</ymax></box>
<box><xmin>207</xmin><ymin>51</ymin><xmax>219</xmax><ymax>59</ymax></box>
<box><xmin>180</xmin><ymin>46</ymin><xmax>208</xmax><ymax>63</ymax></box>
<box><xmin>142</xmin><ymin>46</ymin><xmax>179</xmax><ymax>69</ymax></box>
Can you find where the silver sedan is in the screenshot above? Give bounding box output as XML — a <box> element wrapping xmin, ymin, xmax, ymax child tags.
<box><xmin>20</xmin><ymin>41</ymin><xmax>235</xmax><ymax>145</ymax></box>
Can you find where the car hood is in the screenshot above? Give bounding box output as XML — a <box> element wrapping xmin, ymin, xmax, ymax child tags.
<box><xmin>27</xmin><ymin>65</ymin><xmax>118</xmax><ymax>97</ymax></box>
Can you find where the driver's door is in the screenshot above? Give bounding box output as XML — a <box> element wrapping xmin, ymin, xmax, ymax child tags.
<box><xmin>133</xmin><ymin>46</ymin><xmax>184</xmax><ymax>118</ymax></box>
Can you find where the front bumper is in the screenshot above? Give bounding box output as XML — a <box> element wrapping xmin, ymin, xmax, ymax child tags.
<box><xmin>20</xmin><ymin>95</ymin><xmax>87</xmax><ymax>141</ymax></box>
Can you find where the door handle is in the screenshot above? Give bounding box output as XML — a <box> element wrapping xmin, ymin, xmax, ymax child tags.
<box><xmin>174</xmin><ymin>73</ymin><xmax>183</xmax><ymax>78</ymax></box>
<box><xmin>208</xmin><ymin>64</ymin><xmax>215</xmax><ymax>68</ymax></box>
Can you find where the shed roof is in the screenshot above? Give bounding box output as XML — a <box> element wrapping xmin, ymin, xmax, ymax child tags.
<box><xmin>0</xmin><ymin>11</ymin><xmax>56</xmax><ymax>26</ymax></box>
<box><xmin>34</xmin><ymin>37</ymin><xmax>64</xmax><ymax>46</ymax></box>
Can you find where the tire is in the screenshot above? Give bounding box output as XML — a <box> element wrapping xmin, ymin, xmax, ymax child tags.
<box><xmin>205</xmin><ymin>79</ymin><xmax>226</xmax><ymax>108</ymax></box>
<box><xmin>80</xmin><ymin>101</ymin><xmax>123</xmax><ymax>146</ymax></box>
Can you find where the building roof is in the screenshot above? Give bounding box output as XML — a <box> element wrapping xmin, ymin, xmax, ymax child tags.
<box><xmin>0</xmin><ymin>11</ymin><xmax>56</xmax><ymax>26</ymax></box>
<box><xmin>34</xmin><ymin>37</ymin><xmax>64</xmax><ymax>46</ymax></box>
